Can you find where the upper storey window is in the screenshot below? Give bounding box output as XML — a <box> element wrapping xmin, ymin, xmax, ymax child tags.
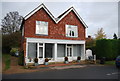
<box><xmin>36</xmin><ymin>21</ymin><xmax>48</xmax><ymax>35</ymax></box>
<box><xmin>66</xmin><ymin>25</ymin><xmax>78</xmax><ymax>37</ymax></box>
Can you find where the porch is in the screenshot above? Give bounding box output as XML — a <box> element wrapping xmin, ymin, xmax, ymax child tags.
<box><xmin>25</xmin><ymin>38</ymin><xmax>85</xmax><ymax>65</ymax></box>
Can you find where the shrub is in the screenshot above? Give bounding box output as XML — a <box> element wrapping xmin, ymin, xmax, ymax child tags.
<box><xmin>45</xmin><ymin>58</ymin><xmax>49</xmax><ymax>62</ymax></box>
<box><xmin>34</xmin><ymin>58</ymin><xmax>38</xmax><ymax>63</ymax></box>
<box><xmin>18</xmin><ymin>50</ymin><xmax>24</xmax><ymax>66</ymax></box>
<box><xmin>77</xmin><ymin>56</ymin><xmax>81</xmax><ymax>60</ymax></box>
<box><xmin>64</xmin><ymin>57</ymin><xmax>68</xmax><ymax>61</ymax></box>
<box><xmin>10</xmin><ymin>48</ymin><xmax>18</xmax><ymax>56</ymax></box>
<box><xmin>2</xmin><ymin>31</ymin><xmax>21</xmax><ymax>54</ymax></box>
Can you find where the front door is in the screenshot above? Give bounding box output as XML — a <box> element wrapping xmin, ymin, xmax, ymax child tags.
<box><xmin>66</xmin><ymin>44</ymin><xmax>73</xmax><ymax>61</ymax></box>
<box><xmin>45</xmin><ymin>43</ymin><xmax>53</xmax><ymax>58</ymax></box>
<box><xmin>38</xmin><ymin>43</ymin><xmax>44</xmax><ymax>64</ymax></box>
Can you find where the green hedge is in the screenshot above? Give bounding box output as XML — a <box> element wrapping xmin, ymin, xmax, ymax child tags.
<box><xmin>18</xmin><ymin>51</ymin><xmax>24</xmax><ymax>66</ymax></box>
<box><xmin>96</xmin><ymin>39</ymin><xmax>120</xmax><ymax>60</ymax></box>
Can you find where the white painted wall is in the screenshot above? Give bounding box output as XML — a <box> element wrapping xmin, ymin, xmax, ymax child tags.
<box><xmin>25</xmin><ymin>38</ymin><xmax>85</xmax><ymax>64</ymax></box>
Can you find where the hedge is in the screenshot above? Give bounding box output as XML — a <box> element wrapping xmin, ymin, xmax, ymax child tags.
<box><xmin>18</xmin><ymin>50</ymin><xmax>24</xmax><ymax>66</ymax></box>
<box><xmin>96</xmin><ymin>39</ymin><xmax>120</xmax><ymax>60</ymax></box>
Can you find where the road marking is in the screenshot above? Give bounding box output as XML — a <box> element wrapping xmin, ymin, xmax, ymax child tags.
<box><xmin>112</xmin><ymin>72</ymin><xmax>117</xmax><ymax>75</ymax></box>
<box><xmin>106</xmin><ymin>72</ymin><xmax>118</xmax><ymax>76</ymax></box>
<box><xmin>107</xmin><ymin>74</ymin><xmax>111</xmax><ymax>75</ymax></box>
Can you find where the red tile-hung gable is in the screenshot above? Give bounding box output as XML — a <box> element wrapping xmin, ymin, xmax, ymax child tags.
<box><xmin>24</xmin><ymin>8</ymin><xmax>86</xmax><ymax>40</ymax></box>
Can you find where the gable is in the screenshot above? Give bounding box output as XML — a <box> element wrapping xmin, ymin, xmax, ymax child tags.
<box><xmin>24</xmin><ymin>4</ymin><xmax>56</xmax><ymax>23</ymax></box>
<box><xmin>24</xmin><ymin>3</ymin><xmax>88</xmax><ymax>28</ymax></box>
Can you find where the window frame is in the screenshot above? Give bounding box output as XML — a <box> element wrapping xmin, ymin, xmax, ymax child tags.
<box><xmin>66</xmin><ymin>24</ymin><xmax>78</xmax><ymax>37</ymax></box>
<box><xmin>36</xmin><ymin>21</ymin><xmax>48</xmax><ymax>35</ymax></box>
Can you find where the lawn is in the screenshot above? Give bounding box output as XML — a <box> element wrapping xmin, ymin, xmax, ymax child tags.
<box><xmin>105</xmin><ymin>60</ymin><xmax>115</xmax><ymax>65</ymax></box>
<box><xmin>3</xmin><ymin>54</ymin><xmax>11</xmax><ymax>70</ymax></box>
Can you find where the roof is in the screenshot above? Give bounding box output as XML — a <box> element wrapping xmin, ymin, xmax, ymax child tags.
<box><xmin>57</xmin><ymin>7</ymin><xmax>72</xmax><ymax>19</ymax></box>
<box><xmin>23</xmin><ymin>3</ymin><xmax>88</xmax><ymax>28</ymax></box>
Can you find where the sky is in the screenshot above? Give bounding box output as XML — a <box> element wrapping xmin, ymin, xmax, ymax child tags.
<box><xmin>1</xmin><ymin>1</ymin><xmax>119</xmax><ymax>39</ymax></box>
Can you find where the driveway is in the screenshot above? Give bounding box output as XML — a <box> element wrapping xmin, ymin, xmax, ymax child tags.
<box><xmin>2</xmin><ymin>65</ymin><xmax>120</xmax><ymax>79</ymax></box>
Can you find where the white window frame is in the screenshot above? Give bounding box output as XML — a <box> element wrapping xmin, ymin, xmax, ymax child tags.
<box><xmin>36</xmin><ymin>21</ymin><xmax>48</xmax><ymax>35</ymax></box>
<box><xmin>66</xmin><ymin>44</ymin><xmax>73</xmax><ymax>57</ymax></box>
<box><xmin>66</xmin><ymin>24</ymin><xmax>78</xmax><ymax>37</ymax></box>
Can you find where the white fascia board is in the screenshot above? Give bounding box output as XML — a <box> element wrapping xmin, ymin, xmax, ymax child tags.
<box><xmin>24</xmin><ymin>5</ymin><xmax>57</xmax><ymax>23</ymax></box>
<box><xmin>24</xmin><ymin>4</ymin><xmax>87</xmax><ymax>28</ymax></box>
<box><xmin>26</xmin><ymin>37</ymin><xmax>85</xmax><ymax>44</ymax></box>
<box><xmin>56</xmin><ymin>8</ymin><xmax>88</xmax><ymax>28</ymax></box>
<box><xmin>56</xmin><ymin>8</ymin><xmax>73</xmax><ymax>23</ymax></box>
<box><xmin>24</xmin><ymin>5</ymin><xmax>43</xmax><ymax>20</ymax></box>
<box><xmin>72</xmin><ymin>8</ymin><xmax>88</xmax><ymax>28</ymax></box>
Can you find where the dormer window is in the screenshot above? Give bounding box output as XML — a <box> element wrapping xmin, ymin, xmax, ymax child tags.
<box><xmin>36</xmin><ymin>21</ymin><xmax>48</xmax><ymax>35</ymax></box>
<box><xmin>66</xmin><ymin>25</ymin><xmax>78</xmax><ymax>37</ymax></box>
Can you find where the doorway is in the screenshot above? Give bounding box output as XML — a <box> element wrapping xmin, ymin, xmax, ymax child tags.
<box><xmin>45</xmin><ymin>43</ymin><xmax>54</xmax><ymax>58</ymax></box>
<box><xmin>67</xmin><ymin>44</ymin><xmax>72</xmax><ymax>57</ymax></box>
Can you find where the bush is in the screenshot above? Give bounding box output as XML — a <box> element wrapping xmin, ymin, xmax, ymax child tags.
<box><xmin>34</xmin><ymin>58</ymin><xmax>38</xmax><ymax>63</ymax></box>
<box><xmin>2</xmin><ymin>46</ymin><xmax>11</xmax><ymax>54</ymax></box>
<box><xmin>45</xmin><ymin>58</ymin><xmax>49</xmax><ymax>62</ymax></box>
<box><xmin>18</xmin><ymin>50</ymin><xmax>24</xmax><ymax>66</ymax></box>
<box><xmin>10</xmin><ymin>48</ymin><xmax>18</xmax><ymax>56</ymax></box>
<box><xmin>77</xmin><ymin>56</ymin><xmax>81</xmax><ymax>60</ymax></box>
<box><xmin>96</xmin><ymin>39</ymin><xmax>119</xmax><ymax>60</ymax></box>
<box><xmin>2</xmin><ymin>31</ymin><xmax>21</xmax><ymax>54</ymax></box>
<box><xmin>64</xmin><ymin>57</ymin><xmax>68</xmax><ymax>61</ymax></box>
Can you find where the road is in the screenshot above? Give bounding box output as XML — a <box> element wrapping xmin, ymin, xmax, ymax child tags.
<box><xmin>2</xmin><ymin>65</ymin><xmax>120</xmax><ymax>79</ymax></box>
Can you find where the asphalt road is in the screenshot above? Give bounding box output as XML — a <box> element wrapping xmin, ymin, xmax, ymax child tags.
<box><xmin>2</xmin><ymin>65</ymin><xmax>120</xmax><ymax>79</ymax></box>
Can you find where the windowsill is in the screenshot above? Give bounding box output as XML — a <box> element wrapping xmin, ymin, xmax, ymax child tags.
<box><xmin>35</xmin><ymin>34</ymin><xmax>48</xmax><ymax>36</ymax></box>
<box><xmin>66</xmin><ymin>36</ymin><xmax>78</xmax><ymax>38</ymax></box>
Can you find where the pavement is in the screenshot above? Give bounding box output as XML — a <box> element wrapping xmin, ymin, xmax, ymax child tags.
<box><xmin>50</xmin><ymin>64</ymin><xmax>87</xmax><ymax>69</ymax></box>
<box><xmin>2</xmin><ymin>64</ymin><xmax>120</xmax><ymax>79</ymax></box>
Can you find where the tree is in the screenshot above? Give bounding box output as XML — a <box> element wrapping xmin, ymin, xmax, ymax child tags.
<box><xmin>113</xmin><ymin>33</ymin><xmax>118</xmax><ymax>39</ymax></box>
<box><xmin>1</xmin><ymin>11</ymin><xmax>23</xmax><ymax>53</ymax></box>
<box><xmin>1</xmin><ymin>11</ymin><xmax>23</xmax><ymax>34</ymax></box>
<box><xmin>86</xmin><ymin>36</ymin><xmax>96</xmax><ymax>55</ymax></box>
<box><xmin>86</xmin><ymin>36</ymin><xmax>96</xmax><ymax>48</ymax></box>
<box><xmin>95</xmin><ymin>28</ymin><xmax>107</xmax><ymax>40</ymax></box>
<box><xmin>2</xmin><ymin>31</ymin><xmax>21</xmax><ymax>53</ymax></box>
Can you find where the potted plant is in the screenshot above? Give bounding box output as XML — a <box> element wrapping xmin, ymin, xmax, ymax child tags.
<box><xmin>64</xmin><ymin>57</ymin><xmax>68</xmax><ymax>64</ymax></box>
<box><xmin>34</xmin><ymin>58</ymin><xmax>38</xmax><ymax>66</ymax></box>
<box><xmin>28</xmin><ymin>57</ymin><xmax>32</xmax><ymax>62</ymax></box>
<box><xmin>77</xmin><ymin>56</ymin><xmax>81</xmax><ymax>62</ymax></box>
<box><xmin>44</xmin><ymin>58</ymin><xmax>49</xmax><ymax>65</ymax></box>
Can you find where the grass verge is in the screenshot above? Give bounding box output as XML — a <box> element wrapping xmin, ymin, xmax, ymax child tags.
<box><xmin>105</xmin><ymin>61</ymin><xmax>115</xmax><ymax>65</ymax></box>
<box><xmin>3</xmin><ymin>54</ymin><xmax>11</xmax><ymax>70</ymax></box>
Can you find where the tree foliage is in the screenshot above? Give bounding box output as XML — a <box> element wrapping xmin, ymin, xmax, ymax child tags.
<box><xmin>86</xmin><ymin>37</ymin><xmax>96</xmax><ymax>48</ymax></box>
<box><xmin>2</xmin><ymin>31</ymin><xmax>21</xmax><ymax>53</ymax></box>
<box><xmin>1</xmin><ymin>11</ymin><xmax>23</xmax><ymax>34</ymax></box>
<box><xmin>86</xmin><ymin>36</ymin><xmax>96</xmax><ymax>55</ymax></box>
<box><xmin>2</xmin><ymin>11</ymin><xmax>23</xmax><ymax>53</ymax></box>
<box><xmin>95</xmin><ymin>28</ymin><xmax>107</xmax><ymax>40</ymax></box>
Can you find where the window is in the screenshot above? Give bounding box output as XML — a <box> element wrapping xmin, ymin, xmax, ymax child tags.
<box><xmin>39</xmin><ymin>43</ymin><xmax>43</xmax><ymax>58</ymax></box>
<box><xmin>66</xmin><ymin>25</ymin><xmax>78</xmax><ymax>37</ymax></box>
<box><xmin>57</xmin><ymin>44</ymin><xmax>65</xmax><ymax>57</ymax></box>
<box><xmin>28</xmin><ymin>43</ymin><xmax>37</xmax><ymax>62</ymax></box>
<box><xmin>36</xmin><ymin>21</ymin><xmax>48</xmax><ymax>35</ymax></box>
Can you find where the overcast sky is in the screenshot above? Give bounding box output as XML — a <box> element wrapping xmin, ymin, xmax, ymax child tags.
<box><xmin>1</xmin><ymin>1</ymin><xmax>118</xmax><ymax>39</ymax></box>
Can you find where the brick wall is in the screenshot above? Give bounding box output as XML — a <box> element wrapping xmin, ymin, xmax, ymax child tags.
<box><xmin>24</xmin><ymin>8</ymin><xmax>86</xmax><ymax>41</ymax></box>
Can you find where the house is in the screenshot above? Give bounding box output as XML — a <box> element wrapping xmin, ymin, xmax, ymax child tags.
<box><xmin>21</xmin><ymin>3</ymin><xmax>88</xmax><ymax>65</ymax></box>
